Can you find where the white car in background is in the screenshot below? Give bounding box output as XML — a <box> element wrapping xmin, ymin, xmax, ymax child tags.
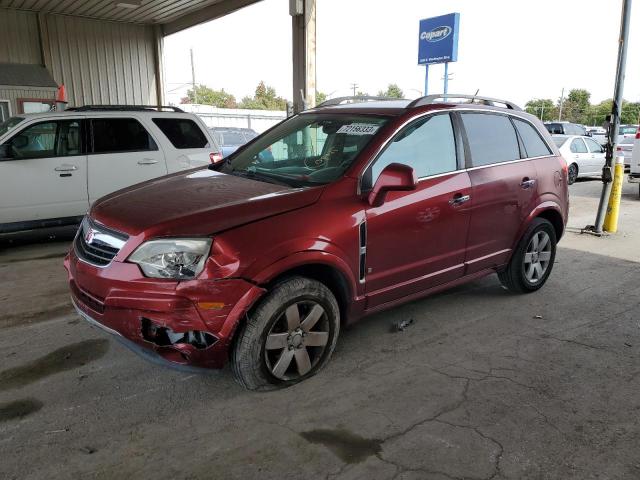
<box><xmin>628</xmin><ymin>132</ymin><xmax>640</xmax><ymax>197</ymax></box>
<box><xmin>0</xmin><ymin>106</ymin><xmax>222</xmax><ymax>234</ymax></box>
<box><xmin>616</xmin><ymin>136</ymin><xmax>634</xmax><ymax>171</ymax></box>
<box><xmin>552</xmin><ymin>135</ymin><xmax>606</xmax><ymax>184</ymax></box>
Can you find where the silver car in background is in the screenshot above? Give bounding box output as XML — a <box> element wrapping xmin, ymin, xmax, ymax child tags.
<box><xmin>552</xmin><ymin>135</ymin><xmax>605</xmax><ymax>184</ymax></box>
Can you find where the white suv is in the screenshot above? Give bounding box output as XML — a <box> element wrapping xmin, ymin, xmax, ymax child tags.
<box><xmin>629</xmin><ymin>132</ymin><xmax>640</xmax><ymax>197</ymax></box>
<box><xmin>0</xmin><ymin>106</ymin><xmax>221</xmax><ymax>233</ymax></box>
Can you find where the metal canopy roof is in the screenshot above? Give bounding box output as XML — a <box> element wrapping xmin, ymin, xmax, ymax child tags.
<box><xmin>0</xmin><ymin>0</ymin><xmax>262</xmax><ymax>34</ymax></box>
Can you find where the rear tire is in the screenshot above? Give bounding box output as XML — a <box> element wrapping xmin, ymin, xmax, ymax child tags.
<box><xmin>498</xmin><ymin>218</ymin><xmax>557</xmax><ymax>294</ymax></box>
<box><xmin>567</xmin><ymin>163</ymin><xmax>578</xmax><ymax>185</ymax></box>
<box><xmin>231</xmin><ymin>276</ymin><xmax>340</xmax><ymax>390</ymax></box>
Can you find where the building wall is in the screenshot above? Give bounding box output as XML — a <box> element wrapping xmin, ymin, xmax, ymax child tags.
<box><xmin>0</xmin><ymin>8</ymin><xmax>159</xmax><ymax>108</ymax></box>
<box><xmin>41</xmin><ymin>15</ymin><xmax>158</xmax><ymax>107</ymax></box>
<box><xmin>0</xmin><ymin>9</ymin><xmax>41</xmax><ymax>64</ymax></box>
<box><xmin>0</xmin><ymin>86</ymin><xmax>57</xmax><ymax>117</ymax></box>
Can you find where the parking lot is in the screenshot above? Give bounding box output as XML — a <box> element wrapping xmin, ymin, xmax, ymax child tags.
<box><xmin>1</xmin><ymin>179</ymin><xmax>638</xmax><ymax>480</ymax></box>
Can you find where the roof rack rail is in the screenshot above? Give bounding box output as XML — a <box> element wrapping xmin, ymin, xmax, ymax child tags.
<box><xmin>407</xmin><ymin>94</ymin><xmax>522</xmax><ymax>111</ymax></box>
<box><xmin>316</xmin><ymin>96</ymin><xmax>404</xmax><ymax>108</ymax></box>
<box><xmin>65</xmin><ymin>105</ymin><xmax>184</xmax><ymax>113</ymax></box>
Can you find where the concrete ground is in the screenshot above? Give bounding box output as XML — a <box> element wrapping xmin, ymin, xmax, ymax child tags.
<box><xmin>1</xmin><ymin>179</ymin><xmax>639</xmax><ymax>480</ymax></box>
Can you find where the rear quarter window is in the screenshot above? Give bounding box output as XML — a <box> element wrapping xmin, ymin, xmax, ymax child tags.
<box><xmin>461</xmin><ymin>113</ymin><xmax>521</xmax><ymax>167</ymax></box>
<box><xmin>513</xmin><ymin>119</ymin><xmax>551</xmax><ymax>158</ymax></box>
<box><xmin>153</xmin><ymin>118</ymin><xmax>209</xmax><ymax>149</ymax></box>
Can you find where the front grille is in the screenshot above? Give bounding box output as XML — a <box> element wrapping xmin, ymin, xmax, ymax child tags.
<box><xmin>74</xmin><ymin>217</ymin><xmax>128</xmax><ymax>267</ymax></box>
<box><xmin>71</xmin><ymin>281</ymin><xmax>105</xmax><ymax>314</ymax></box>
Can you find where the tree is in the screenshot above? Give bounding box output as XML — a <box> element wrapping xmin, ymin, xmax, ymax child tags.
<box><xmin>621</xmin><ymin>101</ymin><xmax>640</xmax><ymax>125</ymax></box>
<box><xmin>181</xmin><ymin>84</ymin><xmax>237</xmax><ymax>108</ymax></box>
<box><xmin>316</xmin><ymin>91</ymin><xmax>327</xmax><ymax>104</ymax></box>
<box><xmin>524</xmin><ymin>99</ymin><xmax>557</xmax><ymax>122</ymax></box>
<box><xmin>239</xmin><ymin>81</ymin><xmax>287</xmax><ymax>110</ymax></box>
<box><xmin>560</xmin><ymin>89</ymin><xmax>591</xmax><ymax>124</ymax></box>
<box><xmin>377</xmin><ymin>83</ymin><xmax>404</xmax><ymax>99</ymax></box>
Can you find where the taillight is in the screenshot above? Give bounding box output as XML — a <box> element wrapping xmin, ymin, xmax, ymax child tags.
<box><xmin>636</xmin><ymin>132</ymin><xmax>640</xmax><ymax>139</ymax></box>
<box><xmin>560</xmin><ymin>156</ymin><xmax>568</xmax><ymax>178</ymax></box>
<box><xmin>209</xmin><ymin>152</ymin><xmax>223</xmax><ymax>164</ymax></box>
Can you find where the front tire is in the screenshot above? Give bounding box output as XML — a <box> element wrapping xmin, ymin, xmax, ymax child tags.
<box><xmin>567</xmin><ymin>163</ymin><xmax>578</xmax><ymax>185</ymax></box>
<box><xmin>498</xmin><ymin>218</ymin><xmax>557</xmax><ymax>293</ymax></box>
<box><xmin>231</xmin><ymin>276</ymin><xmax>340</xmax><ymax>390</ymax></box>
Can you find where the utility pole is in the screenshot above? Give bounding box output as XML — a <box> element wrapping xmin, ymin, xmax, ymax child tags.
<box><xmin>587</xmin><ymin>0</ymin><xmax>632</xmax><ymax>235</ymax></box>
<box><xmin>190</xmin><ymin>48</ymin><xmax>198</xmax><ymax>104</ymax></box>
<box><xmin>351</xmin><ymin>83</ymin><xmax>358</xmax><ymax>96</ymax></box>
<box><xmin>558</xmin><ymin>88</ymin><xmax>565</xmax><ymax>121</ymax></box>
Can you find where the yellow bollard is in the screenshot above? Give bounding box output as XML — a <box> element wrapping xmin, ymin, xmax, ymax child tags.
<box><xmin>603</xmin><ymin>154</ymin><xmax>625</xmax><ymax>233</ymax></box>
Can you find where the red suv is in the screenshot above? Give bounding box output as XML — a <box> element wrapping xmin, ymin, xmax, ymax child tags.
<box><xmin>65</xmin><ymin>94</ymin><xmax>568</xmax><ymax>390</ymax></box>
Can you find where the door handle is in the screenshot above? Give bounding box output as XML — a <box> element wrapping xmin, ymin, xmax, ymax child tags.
<box><xmin>137</xmin><ymin>158</ymin><xmax>158</xmax><ymax>165</ymax></box>
<box><xmin>449</xmin><ymin>193</ymin><xmax>471</xmax><ymax>205</ymax></box>
<box><xmin>520</xmin><ymin>178</ymin><xmax>536</xmax><ymax>189</ymax></box>
<box><xmin>54</xmin><ymin>164</ymin><xmax>78</xmax><ymax>172</ymax></box>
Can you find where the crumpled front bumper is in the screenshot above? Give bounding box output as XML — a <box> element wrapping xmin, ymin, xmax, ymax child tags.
<box><xmin>65</xmin><ymin>249</ymin><xmax>265</xmax><ymax>369</ymax></box>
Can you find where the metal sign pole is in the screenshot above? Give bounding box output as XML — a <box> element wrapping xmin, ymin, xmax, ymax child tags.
<box><xmin>424</xmin><ymin>65</ymin><xmax>429</xmax><ymax>95</ymax></box>
<box><xmin>588</xmin><ymin>0</ymin><xmax>632</xmax><ymax>234</ymax></box>
<box><xmin>443</xmin><ymin>62</ymin><xmax>449</xmax><ymax>97</ymax></box>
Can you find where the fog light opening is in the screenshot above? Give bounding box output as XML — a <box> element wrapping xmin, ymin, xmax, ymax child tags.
<box><xmin>141</xmin><ymin>318</ymin><xmax>217</xmax><ymax>350</ymax></box>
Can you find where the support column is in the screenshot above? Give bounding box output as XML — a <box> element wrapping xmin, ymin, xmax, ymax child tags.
<box><xmin>153</xmin><ymin>25</ymin><xmax>165</xmax><ymax>107</ymax></box>
<box><xmin>291</xmin><ymin>0</ymin><xmax>316</xmax><ymax>113</ymax></box>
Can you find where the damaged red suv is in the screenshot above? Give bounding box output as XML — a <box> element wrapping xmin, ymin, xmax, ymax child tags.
<box><xmin>65</xmin><ymin>94</ymin><xmax>568</xmax><ymax>390</ymax></box>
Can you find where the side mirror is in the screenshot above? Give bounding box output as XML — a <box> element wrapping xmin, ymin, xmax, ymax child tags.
<box><xmin>367</xmin><ymin>163</ymin><xmax>417</xmax><ymax>207</ymax></box>
<box><xmin>0</xmin><ymin>144</ymin><xmax>12</xmax><ymax>160</ymax></box>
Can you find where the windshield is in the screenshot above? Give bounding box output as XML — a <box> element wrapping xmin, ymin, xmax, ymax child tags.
<box><xmin>0</xmin><ymin>116</ymin><xmax>25</xmax><ymax>138</ymax></box>
<box><xmin>619</xmin><ymin>126</ymin><xmax>637</xmax><ymax>135</ymax></box>
<box><xmin>552</xmin><ymin>137</ymin><xmax>568</xmax><ymax>147</ymax></box>
<box><xmin>222</xmin><ymin>131</ymin><xmax>246</xmax><ymax>146</ymax></box>
<box><xmin>219</xmin><ymin>114</ymin><xmax>389</xmax><ymax>187</ymax></box>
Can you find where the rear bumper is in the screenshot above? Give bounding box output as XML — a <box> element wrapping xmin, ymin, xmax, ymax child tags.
<box><xmin>65</xmin><ymin>249</ymin><xmax>265</xmax><ymax>369</ymax></box>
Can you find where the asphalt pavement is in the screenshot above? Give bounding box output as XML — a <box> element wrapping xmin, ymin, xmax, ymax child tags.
<box><xmin>1</xmin><ymin>179</ymin><xmax>639</xmax><ymax>480</ymax></box>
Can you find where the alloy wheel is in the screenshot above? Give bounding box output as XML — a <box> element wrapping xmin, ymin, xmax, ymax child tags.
<box><xmin>568</xmin><ymin>164</ymin><xmax>578</xmax><ymax>184</ymax></box>
<box><xmin>264</xmin><ymin>301</ymin><xmax>330</xmax><ymax>380</ymax></box>
<box><xmin>523</xmin><ymin>231</ymin><xmax>552</xmax><ymax>284</ymax></box>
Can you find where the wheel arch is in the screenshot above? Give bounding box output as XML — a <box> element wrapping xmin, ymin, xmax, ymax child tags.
<box><xmin>536</xmin><ymin>207</ymin><xmax>565</xmax><ymax>240</ymax></box>
<box><xmin>515</xmin><ymin>203</ymin><xmax>565</xmax><ymax>249</ymax></box>
<box><xmin>226</xmin><ymin>254</ymin><xmax>355</xmax><ymax>363</ymax></box>
<box><xmin>256</xmin><ymin>254</ymin><xmax>355</xmax><ymax>326</ymax></box>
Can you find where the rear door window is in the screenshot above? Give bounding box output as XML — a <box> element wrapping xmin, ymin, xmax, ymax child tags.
<box><xmin>513</xmin><ymin>119</ymin><xmax>551</xmax><ymax>158</ymax></box>
<box><xmin>570</xmin><ymin>138</ymin><xmax>588</xmax><ymax>153</ymax></box>
<box><xmin>371</xmin><ymin>113</ymin><xmax>457</xmax><ymax>181</ymax></box>
<box><xmin>585</xmin><ymin>138</ymin><xmax>603</xmax><ymax>153</ymax></box>
<box><xmin>91</xmin><ymin>118</ymin><xmax>157</xmax><ymax>153</ymax></box>
<box><xmin>461</xmin><ymin>113</ymin><xmax>521</xmax><ymax>166</ymax></box>
<box><xmin>152</xmin><ymin>118</ymin><xmax>209</xmax><ymax>149</ymax></box>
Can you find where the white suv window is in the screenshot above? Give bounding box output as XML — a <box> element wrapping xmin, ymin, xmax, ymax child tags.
<box><xmin>8</xmin><ymin>120</ymin><xmax>82</xmax><ymax>159</ymax></box>
<box><xmin>91</xmin><ymin>118</ymin><xmax>157</xmax><ymax>154</ymax></box>
<box><xmin>152</xmin><ymin>118</ymin><xmax>209</xmax><ymax>149</ymax></box>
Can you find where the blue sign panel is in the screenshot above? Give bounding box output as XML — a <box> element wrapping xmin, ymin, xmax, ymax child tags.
<box><xmin>418</xmin><ymin>13</ymin><xmax>460</xmax><ymax>65</ymax></box>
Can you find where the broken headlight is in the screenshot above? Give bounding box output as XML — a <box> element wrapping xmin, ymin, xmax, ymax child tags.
<box><xmin>128</xmin><ymin>238</ymin><xmax>212</xmax><ymax>280</ymax></box>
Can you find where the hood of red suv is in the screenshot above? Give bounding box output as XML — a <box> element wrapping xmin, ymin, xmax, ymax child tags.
<box><xmin>90</xmin><ymin>169</ymin><xmax>324</xmax><ymax>237</ymax></box>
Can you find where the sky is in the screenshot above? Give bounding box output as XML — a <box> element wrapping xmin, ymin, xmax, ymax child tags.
<box><xmin>164</xmin><ymin>0</ymin><xmax>640</xmax><ymax>108</ymax></box>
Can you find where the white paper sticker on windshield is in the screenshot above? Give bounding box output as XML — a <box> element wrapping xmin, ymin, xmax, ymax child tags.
<box><xmin>336</xmin><ymin>123</ymin><xmax>380</xmax><ymax>135</ymax></box>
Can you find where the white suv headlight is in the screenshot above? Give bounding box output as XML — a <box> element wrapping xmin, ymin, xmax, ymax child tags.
<box><xmin>128</xmin><ymin>239</ymin><xmax>212</xmax><ymax>280</ymax></box>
